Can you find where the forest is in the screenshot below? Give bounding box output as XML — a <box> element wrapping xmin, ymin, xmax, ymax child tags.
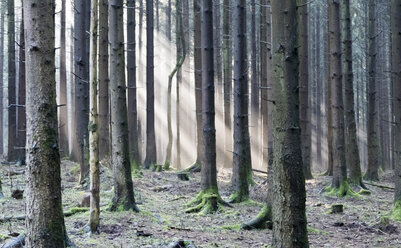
<box><xmin>0</xmin><ymin>0</ymin><xmax>399</xmax><ymax>247</ymax></box>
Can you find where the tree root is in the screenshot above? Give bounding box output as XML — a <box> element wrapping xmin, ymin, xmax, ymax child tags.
<box><xmin>185</xmin><ymin>189</ymin><xmax>231</xmax><ymax>214</ymax></box>
<box><xmin>228</xmin><ymin>191</ymin><xmax>249</xmax><ymax>204</ymax></box>
<box><xmin>241</xmin><ymin>204</ymin><xmax>272</xmax><ymax>230</ymax></box>
<box><xmin>183</xmin><ymin>162</ymin><xmax>201</xmax><ymax>173</ymax></box>
<box><xmin>324</xmin><ymin>181</ymin><xmax>360</xmax><ymax>198</ymax></box>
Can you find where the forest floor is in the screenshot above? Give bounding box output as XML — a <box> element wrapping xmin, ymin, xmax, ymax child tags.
<box><xmin>0</xmin><ymin>159</ymin><xmax>400</xmax><ymax>248</ymax></box>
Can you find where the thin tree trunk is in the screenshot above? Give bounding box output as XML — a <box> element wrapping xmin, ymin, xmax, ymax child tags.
<box><xmin>230</xmin><ymin>0</ymin><xmax>251</xmax><ymax>203</ymax></box>
<box><xmin>88</xmin><ymin>0</ymin><xmax>100</xmax><ymax>233</ymax></box>
<box><xmin>59</xmin><ymin>0</ymin><xmax>68</xmax><ymax>157</ymax></box>
<box><xmin>366</xmin><ymin>0</ymin><xmax>380</xmax><ymax>181</ymax></box>
<box><xmin>271</xmin><ymin>0</ymin><xmax>309</xmax><ymax>246</ymax></box>
<box><xmin>17</xmin><ymin>6</ymin><xmax>26</xmax><ymax>163</ymax></box>
<box><xmin>222</xmin><ymin>0</ymin><xmax>233</xmax><ymax>167</ymax></box>
<box><xmin>127</xmin><ymin>0</ymin><xmax>140</xmax><ymax>169</ymax></box>
<box><xmin>0</xmin><ymin>1</ymin><xmax>4</xmax><ymax>155</ymax></box>
<box><xmin>315</xmin><ymin>5</ymin><xmax>322</xmax><ymax>167</ymax></box>
<box><xmin>166</xmin><ymin>0</ymin><xmax>171</xmax><ymax>41</ymax></box>
<box><xmin>7</xmin><ymin>0</ymin><xmax>16</xmax><ymax>162</ymax></box>
<box><xmin>391</xmin><ymin>0</ymin><xmax>401</xmax><ymax>210</ymax></box>
<box><xmin>98</xmin><ymin>0</ymin><xmax>109</xmax><ymax>159</ymax></box>
<box><xmin>298</xmin><ymin>0</ymin><xmax>312</xmax><ymax>180</ymax></box>
<box><xmin>325</xmin><ymin>4</ymin><xmax>333</xmax><ymax>176</ymax></box>
<box><xmin>144</xmin><ymin>0</ymin><xmax>157</xmax><ymax>169</ymax></box>
<box><xmin>109</xmin><ymin>0</ymin><xmax>139</xmax><ymax>212</ymax></box>
<box><xmin>24</xmin><ymin>0</ymin><xmax>66</xmax><ymax>246</ymax></box>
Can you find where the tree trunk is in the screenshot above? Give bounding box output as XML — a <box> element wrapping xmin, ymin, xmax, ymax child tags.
<box><xmin>59</xmin><ymin>0</ymin><xmax>68</xmax><ymax>157</ymax></box>
<box><xmin>260</xmin><ymin>0</ymin><xmax>270</xmax><ymax>169</ymax></box>
<box><xmin>230</xmin><ymin>0</ymin><xmax>251</xmax><ymax>203</ymax></box>
<box><xmin>88</xmin><ymin>0</ymin><xmax>100</xmax><ymax>233</ymax></box>
<box><xmin>0</xmin><ymin>1</ymin><xmax>4</xmax><ymax>155</ymax></box>
<box><xmin>166</xmin><ymin>0</ymin><xmax>171</xmax><ymax>41</ymax></box>
<box><xmin>391</xmin><ymin>0</ymin><xmax>401</xmax><ymax>210</ymax></box>
<box><xmin>74</xmin><ymin>0</ymin><xmax>90</xmax><ymax>183</ymax></box>
<box><xmin>271</xmin><ymin>0</ymin><xmax>309</xmax><ymax>246</ymax></box>
<box><xmin>156</xmin><ymin>0</ymin><xmax>159</xmax><ymax>32</ymax></box>
<box><xmin>98</xmin><ymin>0</ymin><xmax>110</xmax><ymax>159</ymax></box>
<box><xmin>127</xmin><ymin>0</ymin><xmax>140</xmax><ymax>169</ymax></box>
<box><xmin>298</xmin><ymin>0</ymin><xmax>312</xmax><ymax>180</ymax></box>
<box><xmin>366</xmin><ymin>0</ymin><xmax>380</xmax><ymax>181</ymax></box>
<box><xmin>342</xmin><ymin>0</ymin><xmax>363</xmax><ymax>187</ymax></box>
<box><xmin>328</xmin><ymin>0</ymin><xmax>349</xmax><ymax>195</ymax></box>
<box><xmin>24</xmin><ymin>0</ymin><xmax>66</xmax><ymax>246</ymax></box>
<box><xmin>213</xmin><ymin>0</ymin><xmax>222</xmax><ymax>87</ymax></box>
<box><xmin>7</xmin><ymin>0</ymin><xmax>16</xmax><ymax>162</ymax></box>
<box><xmin>144</xmin><ymin>0</ymin><xmax>157</xmax><ymax>169</ymax></box>
<box><xmin>17</xmin><ymin>6</ymin><xmax>26</xmax><ymax>164</ymax></box>
<box><xmin>315</xmin><ymin>5</ymin><xmax>322</xmax><ymax>167</ymax></box>
<box><xmin>108</xmin><ymin>0</ymin><xmax>139</xmax><ymax>212</ymax></box>
<box><xmin>192</xmin><ymin>0</ymin><xmax>202</xmax><ymax>168</ymax></box>
<box><xmin>222</xmin><ymin>0</ymin><xmax>233</xmax><ymax>167</ymax></box>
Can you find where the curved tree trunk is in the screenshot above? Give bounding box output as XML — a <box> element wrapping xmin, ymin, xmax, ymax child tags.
<box><xmin>24</xmin><ymin>0</ymin><xmax>66</xmax><ymax>246</ymax></box>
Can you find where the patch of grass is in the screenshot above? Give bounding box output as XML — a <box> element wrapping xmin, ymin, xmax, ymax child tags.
<box><xmin>69</xmin><ymin>163</ymin><xmax>81</xmax><ymax>175</ymax></box>
<box><xmin>308</xmin><ymin>226</ymin><xmax>330</xmax><ymax>235</ymax></box>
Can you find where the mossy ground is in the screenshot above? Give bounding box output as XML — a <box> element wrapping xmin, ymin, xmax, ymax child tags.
<box><xmin>324</xmin><ymin>180</ymin><xmax>361</xmax><ymax>198</ymax></box>
<box><xmin>0</xmin><ymin>160</ymin><xmax>400</xmax><ymax>247</ymax></box>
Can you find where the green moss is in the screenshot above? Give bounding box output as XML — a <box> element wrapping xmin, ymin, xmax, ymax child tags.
<box><xmin>131</xmin><ymin>159</ymin><xmax>141</xmax><ymax>171</ymax></box>
<box><xmin>0</xmin><ymin>233</ymin><xmax>8</xmax><ymax>241</ymax></box>
<box><xmin>324</xmin><ymin>180</ymin><xmax>361</xmax><ymax>198</ymax></box>
<box><xmin>390</xmin><ymin>199</ymin><xmax>401</xmax><ymax>221</ymax></box>
<box><xmin>228</xmin><ymin>191</ymin><xmax>249</xmax><ymax>203</ymax></box>
<box><xmin>69</xmin><ymin>163</ymin><xmax>81</xmax><ymax>175</ymax></box>
<box><xmin>64</xmin><ymin>207</ymin><xmax>89</xmax><ymax>216</ymax></box>
<box><xmin>247</xmin><ymin>168</ymin><xmax>255</xmax><ymax>186</ymax></box>
<box><xmin>185</xmin><ymin>187</ymin><xmax>226</xmax><ymax>214</ymax></box>
<box><xmin>358</xmin><ymin>189</ymin><xmax>371</xmax><ymax>195</ymax></box>
<box><xmin>308</xmin><ymin>226</ymin><xmax>329</xmax><ymax>235</ymax></box>
<box><xmin>162</xmin><ymin>161</ymin><xmax>170</xmax><ymax>171</ymax></box>
<box><xmin>221</xmin><ymin>224</ymin><xmax>242</xmax><ymax>230</ymax></box>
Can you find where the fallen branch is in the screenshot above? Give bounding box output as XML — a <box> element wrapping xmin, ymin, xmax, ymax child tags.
<box><xmin>364</xmin><ymin>182</ymin><xmax>394</xmax><ymax>190</ymax></box>
<box><xmin>252</xmin><ymin>169</ymin><xmax>268</xmax><ymax>175</ymax></box>
<box><xmin>0</xmin><ymin>208</ymin><xmax>90</xmax><ymax>223</ymax></box>
<box><xmin>1</xmin><ymin>233</ymin><xmax>25</xmax><ymax>248</ymax></box>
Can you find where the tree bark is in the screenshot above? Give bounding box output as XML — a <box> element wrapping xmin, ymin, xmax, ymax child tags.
<box><xmin>7</xmin><ymin>0</ymin><xmax>16</xmax><ymax>162</ymax></box>
<box><xmin>59</xmin><ymin>0</ymin><xmax>68</xmax><ymax>157</ymax></box>
<box><xmin>88</xmin><ymin>0</ymin><xmax>100</xmax><ymax>233</ymax></box>
<box><xmin>0</xmin><ymin>1</ymin><xmax>4</xmax><ymax>155</ymax></box>
<box><xmin>366</xmin><ymin>0</ymin><xmax>380</xmax><ymax>181</ymax></box>
<box><xmin>127</xmin><ymin>0</ymin><xmax>140</xmax><ymax>168</ymax></box>
<box><xmin>24</xmin><ymin>0</ymin><xmax>66</xmax><ymax>246</ymax></box>
<box><xmin>17</xmin><ymin>5</ymin><xmax>26</xmax><ymax>163</ymax></box>
<box><xmin>391</xmin><ymin>0</ymin><xmax>401</xmax><ymax>206</ymax></box>
<box><xmin>73</xmin><ymin>0</ymin><xmax>90</xmax><ymax>183</ymax></box>
<box><xmin>342</xmin><ymin>0</ymin><xmax>363</xmax><ymax>187</ymax></box>
<box><xmin>271</xmin><ymin>0</ymin><xmax>309</xmax><ymax>246</ymax></box>
<box><xmin>108</xmin><ymin>0</ymin><xmax>139</xmax><ymax>212</ymax></box>
<box><xmin>222</xmin><ymin>0</ymin><xmax>233</xmax><ymax>167</ymax></box>
<box><xmin>230</xmin><ymin>0</ymin><xmax>252</xmax><ymax>203</ymax></box>
<box><xmin>143</xmin><ymin>0</ymin><xmax>157</xmax><ymax>169</ymax></box>
<box><xmin>298</xmin><ymin>0</ymin><xmax>312</xmax><ymax>180</ymax></box>
<box><xmin>98</xmin><ymin>0</ymin><xmax>110</xmax><ymax>159</ymax></box>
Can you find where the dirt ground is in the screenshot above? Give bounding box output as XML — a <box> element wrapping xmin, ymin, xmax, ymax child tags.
<box><xmin>0</xmin><ymin>159</ymin><xmax>400</xmax><ymax>248</ymax></box>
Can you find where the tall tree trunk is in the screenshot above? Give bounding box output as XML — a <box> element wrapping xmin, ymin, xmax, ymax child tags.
<box><xmin>108</xmin><ymin>0</ymin><xmax>139</xmax><ymax>212</ymax></box>
<box><xmin>391</xmin><ymin>0</ymin><xmax>401</xmax><ymax>214</ymax></box>
<box><xmin>166</xmin><ymin>0</ymin><xmax>171</xmax><ymax>41</ymax></box>
<box><xmin>74</xmin><ymin>0</ymin><xmax>90</xmax><ymax>183</ymax></box>
<box><xmin>298</xmin><ymin>0</ymin><xmax>312</xmax><ymax>180</ymax></box>
<box><xmin>7</xmin><ymin>0</ymin><xmax>16</xmax><ymax>162</ymax></box>
<box><xmin>250</xmin><ymin>0</ymin><xmax>259</xmax><ymax>170</ymax></box>
<box><xmin>222</xmin><ymin>0</ymin><xmax>233</xmax><ymax>167</ymax></box>
<box><xmin>186</xmin><ymin>0</ymin><xmax>227</xmax><ymax>214</ymax></box>
<box><xmin>156</xmin><ymin>0</ymin><xmax>159</xmax><ymax>32</ymax></box>
<box><xmin>271</xmin><ymin>0</ymin><xmax>309</xmax><ymax>246</ymax></box>
<box><xmin>315</xmin><ymin>5</ymin><xmax>322</xmax><ymax>167</ymax></box>
<box><xmin>328</xmin><ymin>0</ymin><xmax>350</xmax><ymax>196</ymax></box>
<box><xmin>59</xmin><ymin>0</ymin><xmax>68</xmax><ymax>157</ymax></box>
<box><xmin>190</xmin><ymin>0</ymin><xmax>202</xmax><ymax>169</ymax></box>
<box><xmin>24</xmin><ymin>0</ymin><xmax>66</xmax><ymax>246</ymax></box>
<box><xmin>127</xmin><ymin>0</ymin><xmax>140</xmax><ymax>169</ymax></box>
<box><xmin>98</xmin><ymin>0</ymin><xmax>109</xmax><ymax>159</ymax></box>
<box><xmin>260</xmin><ymin>0</ymin><xmax>269</xmax><ymax>169</ymax></box>
<box><xmin>366</xmin><ymin>0</ymin><xmax>380</xmax><ymax>181</ymax></box>
<box><xmin>213</xmin><ymin>0</ymin><xmax>222</xmax><ymax>87</ymax></box>
<box><xmin>88</xmin><ymin>0</ymin><xmax>100</xmax><ymax>233</ymax></box>
<box><xmin>342</xmin><ymin>0</ymin><xmax>364</xmax><ymax>187</ymax></box>
<box><xmin>17</xmin><ymin>6</ymin><xmax>26</xmax><ymax>163</ymax></box>
<box><xmin>230</xmin><ymin>0</ymin><xmax>251</xmax><ymax>203</ymax></box>
<box><xmin>143</xmin><ymin>0</ymin><xmax>157</xmax><ymax>169</ymax></box>
<box><xmin>0</xmin><ymin>1</ymin><xmax>4</xmax><ymax>155</ymax></box>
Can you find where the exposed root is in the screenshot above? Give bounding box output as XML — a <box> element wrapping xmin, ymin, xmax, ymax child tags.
<box><xmin>241</xmin><ymin>204</ymin><xmax>272</xmax><ymax>230</ymax></box>
<box><xmin>183</xmin><ymin>162</ymin><xmax>201</xmax><ymax>173</ymax></box>
<box><xmin>390</xmin><ymin>199</ymin><xmax>401</xmax><ymax>221</ymax></box>
<box><xmin>228</xmin><ymin>191</ymin><xmax>249</xmax><ymax>204</ymax></box>
<box><xmin>185</xmin><ymin>189</ymin><xmax>230</xmax><ymax>214</ymax></box>
<box><xmin>109</xmin><ymin>201</ymin><xmax>140</xmax><ymax>212</ymax></box>
<box><xmin>324</xmin><ymin>181</ymin><xmax>360</xmax><ymax>198</ymax></box>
